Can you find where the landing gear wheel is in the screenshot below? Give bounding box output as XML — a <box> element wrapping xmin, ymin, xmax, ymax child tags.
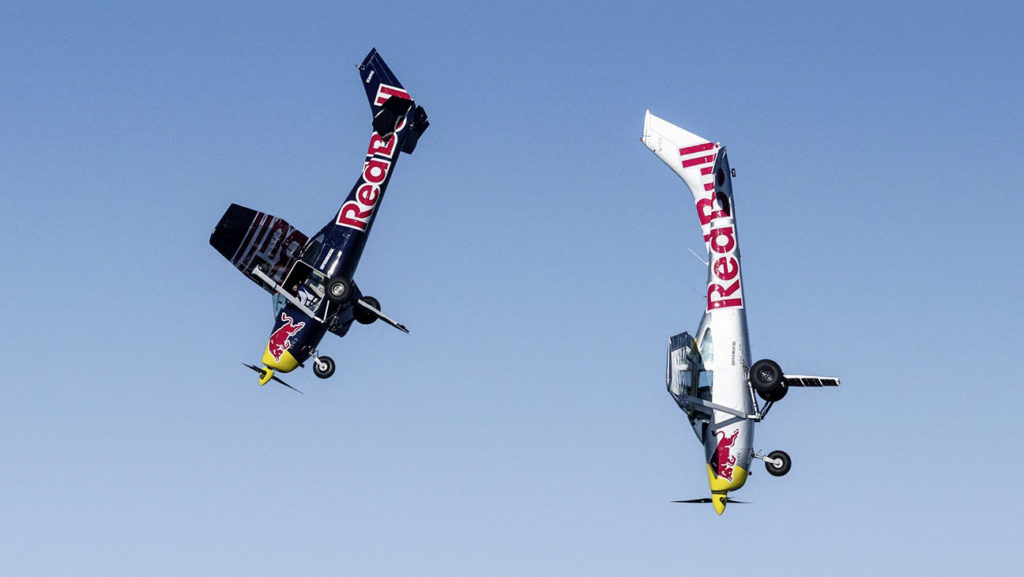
<box><xmin>765</xmin><ymin>450</ymin><xmax>791</xmax><ymax>477</ymax></box>
<box><xmin>751</xmin><ymin>359</ymin><xmax>787</xmax><ymax>402</ymax></box>
<box><xmin>327</xmin><ymin>278</ymin><xmax>353</xmax><ymax>303</ymax></box>
<box><xmin>313</xmin><ymin>355</ymin><xmax>335</xmax><ymax>379</ymax></box>
<box><xmin>355</xmin><ymin>296</ymin><xmax>380</xmax><ymax>325</ymax></box>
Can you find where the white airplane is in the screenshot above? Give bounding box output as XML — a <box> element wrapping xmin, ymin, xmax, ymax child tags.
<box><xmin>641</xmin><ymin>111</ymin><xmax>839</xmax><ymax>515</ymax></box>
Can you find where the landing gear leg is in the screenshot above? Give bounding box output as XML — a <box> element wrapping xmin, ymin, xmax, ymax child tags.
<box><xmin>753</xmin><ymin>450</ymin><xmax>792</xmax><ymax>477</ymax></box>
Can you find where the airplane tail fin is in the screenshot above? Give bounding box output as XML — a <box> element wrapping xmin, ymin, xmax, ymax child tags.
<box><xmin>358</xmin><ymin>48</ymin><xmax>429</xmax><ymax>153</ymax></box>
<box><xmin>641</xmin><ymin>110</ymin><xmax>725</xmax><ymax>248</ymax></box>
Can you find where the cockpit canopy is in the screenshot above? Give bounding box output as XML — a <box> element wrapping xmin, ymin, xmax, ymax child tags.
<box><xmin>695</xmin><ymin>311</ymin><xmax>714</xmax><ymax>364</ymax></box>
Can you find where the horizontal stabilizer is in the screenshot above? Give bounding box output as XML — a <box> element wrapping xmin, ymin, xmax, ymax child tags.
<box><xmin>402</xmin><ymin>105</ymin><xmax>429</xmax><ymax>154</ymax></box>
<box><xmin>372</xmin><ymin>96</ymin><xmax>413</xmax><ymax>139</ymax></box>
<box><xmin>784</xmin><ymin>375</ymin><xmax>840</xmax><ymax>387</ymax></box>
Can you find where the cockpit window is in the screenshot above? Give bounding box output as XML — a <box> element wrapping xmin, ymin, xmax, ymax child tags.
<box><xmin>272</xmin><ymin>293</ymin><xmax>287</xmax><ymax>316</ymax></box>
<box><xmin>698</xmin><ymin>326</ymin><xmax>714</xmax><ymax>365</ymax></box>
<box><xmin>693</xmin><ymin>313</ymin><xmax>714</xmax><ymax>400</ymax></box>
<box><xmin>301</xmin><ymin>234</ymin><xmax>325</xmax><ymax>263</ymax></box>
<box><xmin>695</xmin><ymin>313</ymin><xmax>712</xmax><ymax>357</ymax></box>
<box><xmin>697</xmin><ymin>370</ymin><xmax>713</xmax><ymax>394</ymax></box>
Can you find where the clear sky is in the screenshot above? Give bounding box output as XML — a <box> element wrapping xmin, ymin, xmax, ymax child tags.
<box><xmin>2</xmin><ymin>1</ymin><xmax>1022</xmax><ymax>575</ymax></box>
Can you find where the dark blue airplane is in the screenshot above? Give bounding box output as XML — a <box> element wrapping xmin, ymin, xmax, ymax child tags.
<box><xmin>210</xmin><ymin>49</ymin><xmax>428</xmax><ymax>391</ymax></box>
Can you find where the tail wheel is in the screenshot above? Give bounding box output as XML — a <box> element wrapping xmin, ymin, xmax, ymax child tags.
<box><xmin>327</xmin><ymin>278</ymin><xmax>353</xmax><ymax>303</ymax></box>
<box><xmin>313</xmin><ymin>355</ymin><xmax>335</xmax><ymax>379</ymax></box>
<box><xmin>750</xmin><ymin>359</ymin><xmax>787</xmax><ymax>402</ymax></box>
<box><xmin>765</xmin><ymin>450</ymin><xmax>792</xmax><ymax>477</ymax></box>
<box><xmin>355</xmin><ymin>296</ymin><xmax>380</xmax><ymax>325</ymax></box>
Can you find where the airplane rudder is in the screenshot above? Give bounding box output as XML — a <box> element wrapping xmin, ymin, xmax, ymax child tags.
<box><xmin>358</xmin><ymin>48</ymin><xmax>428</xmax><ymax>153</ymax></box>
<box><xmin>359</xmin><ymin>48</ymin><xmax>409</xmax><ymax>114</ymax></box>
<box><xmin>641</xmin><ymin>111</ymin><xmax>722</xmax><ymax>237</ymax></box>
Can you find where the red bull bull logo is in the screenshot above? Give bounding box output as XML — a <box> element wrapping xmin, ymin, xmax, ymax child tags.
<box><xmin>267</xmin><ymin>313</ymin><xmax>305</xmax><ymax>361</ymax></box>
<box><xmin>709</xmin><ymin>429</ymin><xmax>740</xmax><ymax>481</ymax></box>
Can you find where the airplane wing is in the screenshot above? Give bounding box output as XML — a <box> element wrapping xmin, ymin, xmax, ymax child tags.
<box><xmin>784</xmin><ymin>374</ymin><xmax>840</xmax><ymax>387</ymax></box>
<box><xmin>210</xmin><ymin>203</ymin><xmax>309</xmax><ymax>293</ymax></box>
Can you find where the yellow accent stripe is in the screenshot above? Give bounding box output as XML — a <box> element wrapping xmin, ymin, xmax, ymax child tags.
<box><xmin>706</xmin><ymin>463</ymin><xmax>749</xmax><ymax>492</ymax></box>
<box><xmin>262</xmin><ymin>347</ymin><xmax>300</xmax><ymax>373</ymax></box>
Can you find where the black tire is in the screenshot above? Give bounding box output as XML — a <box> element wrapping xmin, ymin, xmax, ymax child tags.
<box><xmin>765</xmin><ymin>450</ymin><xmax>791</xmax><ymax>477</ymax></box>
<box><xmin>327</xmin><ymin>278</ymin><xmax>353</xmax><ymax>303</ymax></box>
<box><xmin>750</xmin><ymin>359</ymin><xmax>787</xmax><ymax>402</ymax></box>
<box><xmin>313</xmin><ymin>356</ymin><xmax>335</xmax><ymax>379</ymax></box>
<box><xmin>355</xmin><ymin>296</ymin><xmax>380</xmax><ymax>325</ymax></box>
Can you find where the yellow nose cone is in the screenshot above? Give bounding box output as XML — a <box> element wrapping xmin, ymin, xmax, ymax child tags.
<box><xmin>258</xmin><ymin>367</ymin><xmax>274</xmax><ymax>386</ymax></box>
<box><xmin>712</xmin><ymin>493</ymin><xmax>728</xmax><ymax>515</ymax></box>
<box><xmin>262</xmin><ymin>347</ymin><xmax>300</xmax><ymax>373</ymax></box>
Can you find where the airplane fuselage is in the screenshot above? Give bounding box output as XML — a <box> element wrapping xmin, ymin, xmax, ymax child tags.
<box><xmin>211</xmin><ymin>50</ymin><xmax>430</xmax><ymax>388</ymax></box>
<box><xmin>260</xmin><ymin>110</ymin><xmax>417</xmax><ymax>376</ymax></box>
<box><xmin>646</xmin><ymin>110</ymin><xmax>840</xmax><ymax>514</ymax></box>
<box><xmin>695</xmin><ymin>307</ymin><xmax>754</xmax><ymax>499</ymax></box>
<box><xmin>644</xmin><ymin>111</ymin><xmax>756</xmax><ymax>513</ymax></box>
<box><xmin>680</xmin><ymin>155</ymin><xmax>756</xmax><ymax>513</ymax></box>
<box><xmin>248</xmin><ymin>50</ymin><xmax>427</xmax><ymax>383</ymax></box>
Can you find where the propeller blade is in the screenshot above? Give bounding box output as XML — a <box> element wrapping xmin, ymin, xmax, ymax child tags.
<box><xmin>672</xmin><ymin>498</ymin><xmax>749</xmax><ymax>504</ymax></box>
<box><xmin>242</xmin><ymin>363</ymin><xmax>303</xmax><ymax>394</ymax></box>
<box><xmin>271</xmin><ymin>374</ymin><xmax>303</xmax><ymax>394</ymax></box>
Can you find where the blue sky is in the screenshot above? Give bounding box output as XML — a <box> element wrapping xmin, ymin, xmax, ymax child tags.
<box><xmin>2</xmin><ymin>1</ymin><xmax>1022</xmax><ymax>575</ymax></box>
